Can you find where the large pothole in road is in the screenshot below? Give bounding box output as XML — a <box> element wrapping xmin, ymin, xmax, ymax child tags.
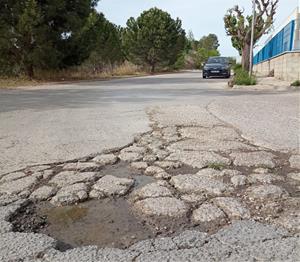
<box><xmin>8</xmin><ymin>162</ymin><xmax>197</xmax><ymax>250</ymax></box>
<box><xmin>10</xmin><ymin>199</ymin><xmax>157</xmax><ymax>251</ymax></box>
<box><xmin>37</xmin><ymin>199</ymin><xmax>154</xmax><ymax>249</ymax></box>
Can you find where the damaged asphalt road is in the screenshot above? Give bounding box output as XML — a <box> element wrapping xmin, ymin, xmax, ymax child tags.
<box><xmin>0</xmin><ymin>72</ymin><xmax>300</xmax><ymax>261</ymax></box>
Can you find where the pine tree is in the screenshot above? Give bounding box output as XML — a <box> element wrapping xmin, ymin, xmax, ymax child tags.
<box><xmin>123</xmin><ymin>8</ymin><xmax>186</xmax><ymax>73</ymax></box>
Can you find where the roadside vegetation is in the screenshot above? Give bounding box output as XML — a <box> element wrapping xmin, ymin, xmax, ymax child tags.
<box><xmin>0</xmin><ymin>0</ymin><xmax>228</xmax><ymax>88</ymax></box>
<box><xmin>176</xmin><ymin>33</ymin><xmax>222</xmax><ymax>70</ymax></box>
<box><xmin>232</xmin><ymin>64</ymin><xmax>256</xmax><ymax>86</ymax></box>
<box><xmin>290</xmin><ymin>80</ymin><xmax>300</xmax><ymax>88</ymax></box>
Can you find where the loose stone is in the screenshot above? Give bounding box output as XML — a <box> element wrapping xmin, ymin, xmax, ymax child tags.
<box><xmin>166</xmin><ymin>151</ymin><xmax>231</xmax><ymax>169</ymax></box>
<box><xmin>253</xmin><ymin>168</ymin><xmax>270</xmax><ymax>174</ymax></box>
<box><xmin>0</xmin><ymin>175</ymin><xmax>39</xmax><ymax>195</ymax></box>
<box><xmin>122</xmin><ymin>145</ymin><xmax>147</xmax><ymax>154</ymax></box>
<box><xmin>213</xmin><ymin>197</ymin><xmax>251</xmax><ymax>220</ymax></box>
<box><xmin>180</xmin><ymin>194</ymin><xmax>206</xmax><ymax>204</ymax></box>
<box><xmin>196</xmin><ymin>168</ymin><xmax>225</xmax><ymax>179</ymax></box>
<box><xmin>153</xmin><ymin>171</ymin><xmax>171</xmax><ymax>180</ymax></box>
<box><xmin>170</xmin><ymin>173</ymin><xmax>231</xmax><ymax>196</ymax></box>
<box><xmin>230</xmin><ymin>151</ymin><xmax>276</xmax><ymax>168</ymax></box>
<box><xmin>248</xmin><ymin>173</ymin><xmax>284</xmax><ymax>184</ymax></box>
<box><xmin>119</xmin><ymin>152</ymin><xmax>143</xmax><ymax>162</ymax></box>
<box><xmin>145</xmin><ymin>166</ymin><xmax>165</xmax><ymax>176</ymax></box>
<box><xmin>90</xmin><ymin>175</ymin><xmax>134</xmax><ymax>198</ymax></box>
<box><xmin>154</xmin><ymin>161</ymin><xmax>181</xmax><ymax>169</ymax></box>
<box><xmin>143</xmin><ymin>154</ymin><xmax>157</xmax><ymax>162</ymax></box>
<box><xmin>30</xmin><ymin>186</ymin><xmax>57</xmax><ymax>201</ymax></box>
<box><xmin>92</xmin><ymin>154</ymin><xmax>118</xmax><ymax>165</ymax></box>
<box><xmin>192</xmin><ymin>203</ymin><xmax>226</xmax><ymax>225</ymax></box>
<box><xmin>134</xmin><ymin>197</ymin><xmax>188</xmax><ymax>219</ymax></box>
<box><xmin>131</xmin><ymin>182</ymin><xmax>173</xmax><ymax>202</ymax></box>
<box><xmin>246</xmin><ymin>185</ymin><xmax>288</xmax><ymax>200</ymax></box>
<box><xmin>152</xmin><ymin>149</ymin><xmax>169</xmax><ymax>161</ymax></box>
<box><xmin>50</xmin><ymin>183</ymin><xmax>88</xmax><ymax>206</ymax></box>
<box><xmin>130</xmin><ymin>162</ymin><xmax>148</xmax><ymax>170</ymax></box>
<box><xmin>289</xmin><ymin>155</ymin><xmax>300</xmax><ymax>169</ymax></box>
<box><xmin>49</xmin><ymin>171</ymin><xmax>99</xmax><ymax>187</ymax></box>
<box><xmin>231</xmin><ymin>175</ymin><xmax>248</xmax><ymax>187</ymax></box>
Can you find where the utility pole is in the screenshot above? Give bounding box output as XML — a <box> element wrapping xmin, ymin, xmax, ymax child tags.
<box><xmin>249</xmin><ymin>0</ymin><xmax>256</xmax><ymax>76</ymax></box>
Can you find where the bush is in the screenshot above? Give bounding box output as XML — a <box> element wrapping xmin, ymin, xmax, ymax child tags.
<box><xmin>291</xmin><ymin>80</ymin><xmax>300</xmax><ymax>87</ymax></box>
<box><xmin>233</xmin><ymin>63</ymin><xmax>242</xmax><ymax>73</ymax></box>
<box><xmin>233</xmin><ymin>68</ymin><xmax>256</xmax><ymax>85</ymax></box>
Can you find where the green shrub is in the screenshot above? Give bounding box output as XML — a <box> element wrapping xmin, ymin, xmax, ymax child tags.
<box><xmin>233</xmin><ymin>68</ymin><xmax>256</xmax><ymax>85</ymax></box>
<box><xmin>233</xmin><ymin>63</ymin><xmax>242</xmax><ymax>73</ymax></box>
<box><xmin>291</xmin><ymin>80</ymin><xmax>300</xmax><ymax>87</ymax></box>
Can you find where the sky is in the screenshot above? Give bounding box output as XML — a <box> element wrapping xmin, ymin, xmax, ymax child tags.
<box><xmin>97</xmin><ymin>0</ymin><xmax>299</xmax><ymax>57</ymax></box>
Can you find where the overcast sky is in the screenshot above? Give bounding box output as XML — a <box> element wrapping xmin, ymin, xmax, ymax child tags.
<box><xmin>97</xmin><ymin>0</ymin><xmax>299</xmax><ymax>57</ymax></box>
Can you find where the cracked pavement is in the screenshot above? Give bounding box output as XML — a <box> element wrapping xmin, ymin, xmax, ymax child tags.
<box><xmin>0</xmin><ymin>72</ymin><xmax>300</xmax><ymax>261</ymax></box>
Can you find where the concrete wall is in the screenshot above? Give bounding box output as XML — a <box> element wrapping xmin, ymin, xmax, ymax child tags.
<box><xmin>253</xmin><ymin>51</ymin><xmax>300</xmax><ymax>81</ymax></box>
<box><xmin>293</xmin><ymin>8</ymin><xmax>300</xmax><ymax>50</ymax></box>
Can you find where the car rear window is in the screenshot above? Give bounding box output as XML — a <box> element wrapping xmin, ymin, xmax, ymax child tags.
<box><xmin>207</xmin><ymin>57</ymin><xmax>228</xmax><ymax>64</ymax></box>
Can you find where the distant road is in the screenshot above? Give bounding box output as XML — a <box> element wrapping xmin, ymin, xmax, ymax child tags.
<box><xmin>0</xmin><ymin>72</ymin><xmax>299</xmax><ymax>174</ymax></box>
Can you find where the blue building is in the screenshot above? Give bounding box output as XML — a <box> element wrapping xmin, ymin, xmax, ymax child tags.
<box><xmin>253</xmin><ymin>6</ymin><xmax>300</xmax><ymax>81</ymax></box>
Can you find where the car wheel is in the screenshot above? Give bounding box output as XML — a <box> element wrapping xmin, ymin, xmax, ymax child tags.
<box><xmin>203</xmin><ymin>75</ymin><xmax>206</xmax><ymax>79</ymax></box>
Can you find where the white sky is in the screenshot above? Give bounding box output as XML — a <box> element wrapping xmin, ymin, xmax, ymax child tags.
<box><xmin>97</xmin><ymin>0</ymin><xmax>299</xmax><ymax>57</ymax></box>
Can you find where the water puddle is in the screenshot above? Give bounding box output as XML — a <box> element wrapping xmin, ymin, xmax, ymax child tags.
<box><xmin>38</xmin><ymin>199</ymin><xmax>155</xmax><ymax>249</ymax></box>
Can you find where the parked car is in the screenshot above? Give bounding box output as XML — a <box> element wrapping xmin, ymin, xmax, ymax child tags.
<box><xmin>203</xmin><ymin>57</ymin><xmax>231</xmax><ymax>79</ymax></box>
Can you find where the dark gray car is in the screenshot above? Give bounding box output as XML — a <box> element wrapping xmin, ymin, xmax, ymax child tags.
<box><xmin>203</xmin><ymin>57</ymin><xmax>231</xmax><ymax>79</ymax></box>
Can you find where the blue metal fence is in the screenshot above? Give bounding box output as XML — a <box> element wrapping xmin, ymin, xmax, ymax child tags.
<box><xmin>253</xmin><ymin>20</ymin><xmax>295</xmax><ymax>64</ymax></box>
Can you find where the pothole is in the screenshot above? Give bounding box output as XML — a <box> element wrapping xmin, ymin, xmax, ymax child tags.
<box><xmin>13</xmin><ymin>199</ymin><xmax>155</xmax><ymax>250</ymax></box>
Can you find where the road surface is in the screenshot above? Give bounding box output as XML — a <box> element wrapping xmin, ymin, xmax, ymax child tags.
<box><xmin>0</xmin><ymin>72</ymin><xmax>299</xmax><ymax>175</ymax></box>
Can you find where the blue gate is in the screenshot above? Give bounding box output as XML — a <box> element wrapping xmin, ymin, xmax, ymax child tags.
<box><xmin>254</xmin><ymin>20</ymin><xmax>295</xmax><ymax>64</ymax></box>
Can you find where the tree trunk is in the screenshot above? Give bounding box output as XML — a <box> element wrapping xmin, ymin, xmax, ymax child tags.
<box><xmin>26</xmin><ymin>64</ymin><xmax>34</xmax><ymax>79</ymax></box>
<box><xmin>150</xmin><ymin>64</ymin><xmax>155</xmax><ymax>74</ymax></box>
<box><xmin>241</xmin><ymin>43</ymin><xmax>251</xmax><ymax>72</ymax></box>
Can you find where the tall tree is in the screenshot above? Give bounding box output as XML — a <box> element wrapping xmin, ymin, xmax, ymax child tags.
<box><xmin>123</xmin><ymin>8</ymin><xmax>186</xmax><ymax>73</ymax></box>
<box><xmin>198</xmin><ymin>34</ymin><xmax>220</xmax><ymax>50</ymax></box>
<box><xmin>224</xmin><ymin>0</ymin><xmax>278</xmax><ymax>71</ymax></box>
<box><xmin>15</xmin><ymin>0</ymin><xmax>58</xmax><ymax>78</ymax></box>
<box><xmin>0</xmin><ymin>0</ymin><xmax>99</xmax><ymax>77</ymax></box>
<box><xmin>77</xmin><ymin>11</ymin><xmax>124</xmax><ymax>72</ymax></box>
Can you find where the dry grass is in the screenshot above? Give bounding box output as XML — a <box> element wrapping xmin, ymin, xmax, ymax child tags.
<box><xmin>0</xmin><ymin>62</ymin><xmax>147</xmax><ymax>89</ymax></box>
<box><xmin>0</xmin><ymin>77</ymin><xmax>42</xmax><ymax>89</ymax></box>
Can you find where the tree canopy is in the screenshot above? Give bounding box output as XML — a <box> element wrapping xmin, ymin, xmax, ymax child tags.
<box><xmin>198</xmin><ymin>34</ymin><xmax>220</xmax><ymax>50</ymax></box>
<box><xmin>224</xmin><ymin>0</ymin><xmax>279</xmax><ymax>71</ymax></box>
<box><xmin>0</xmin><ymin>0</ymin><xmax>124</xmax><ymax>77</ymax></box>
<box><xmin>180</xmin><ymin>32</ymin><xmax>220</xmax><ymax>69</ymax></box>
<box><xmin>122</xmin><ymin>8</ymin><xmax>186</xmax><ymax>73</ymax></box>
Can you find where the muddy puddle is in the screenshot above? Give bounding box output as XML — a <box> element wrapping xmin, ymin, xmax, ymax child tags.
<box><xmin>37</xmin><ymin>199</ymin><xmax>155</xmax><ymax>249</ymax></box>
